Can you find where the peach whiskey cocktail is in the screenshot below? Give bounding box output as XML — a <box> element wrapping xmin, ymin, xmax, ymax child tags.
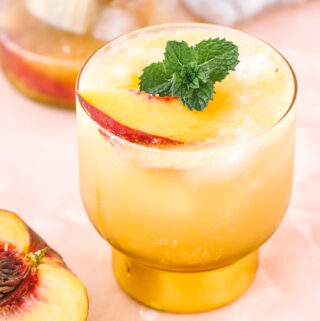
<box><xmin>76</xmin><ymin>24</ymin><xmax>296</xmax><ymax>313</ymax></box>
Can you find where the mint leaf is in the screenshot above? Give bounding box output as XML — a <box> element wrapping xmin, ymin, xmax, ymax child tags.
<box><xmin>170</xmin><ymin>64</ymin><xmax>213</xmax><ymax>110</ymax></box>
<box><xmin>138</xmin><ymin>38</ymin><xmax>239</xmax><ymax>111</ymax></box>
<box><xmin>194</xmin><ymin>38</ymin><xmax>239</xmax><ymax>82</ymax></box>
<box><xmin>163</xmin><ymin>40</ymin><xmax>194</xmax><ymax>75</ymax></box>
<box><xmin>139</xmin><ymin>62</ymin><xmax>172</xmax><ymax>96</ymax></box>
<box><xmin>181</xmin><ymin>81</ymin><xmax>215</xmax><ymax>112</ymax></box>
<box><xmin>171</xmin><ymin>63</ymin><xmax>201</xmax><ymax>97</ymax></box>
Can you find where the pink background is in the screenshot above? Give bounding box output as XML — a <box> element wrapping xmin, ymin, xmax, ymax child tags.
<box><xmin>0</xmin><ymin>1</ymin><xmax>319</xmax><ymax>320</ymax></box>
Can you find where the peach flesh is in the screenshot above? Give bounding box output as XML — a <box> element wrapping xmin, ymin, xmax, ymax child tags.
<box><xmin>0</xmin><ymin>244</ymin><xmax>39</xmax><ymax>315</ymax></box>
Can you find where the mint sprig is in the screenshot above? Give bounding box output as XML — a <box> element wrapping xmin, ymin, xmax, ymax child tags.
<box><xmin>139</xmin><ymin>38</ymin><xmax>239</xmax><ymax>111</ymax></box>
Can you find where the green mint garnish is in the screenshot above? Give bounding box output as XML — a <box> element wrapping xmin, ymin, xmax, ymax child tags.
<box><xmin>139</xmin><ymin>38</ymin><xmax>239</xmax><ymax>111</ymax></box>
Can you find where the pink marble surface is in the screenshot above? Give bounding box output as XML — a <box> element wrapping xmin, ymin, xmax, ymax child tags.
<box><xmin>0</xmin><ymin>1</ymin><xmax>319</xmax><ymax>320</ymax></box>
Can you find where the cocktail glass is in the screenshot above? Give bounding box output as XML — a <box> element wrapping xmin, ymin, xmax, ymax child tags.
<box><xmin>76</xmin><ymin>23</ymin><xmax>297</xmax><ymax>313</ymax></box>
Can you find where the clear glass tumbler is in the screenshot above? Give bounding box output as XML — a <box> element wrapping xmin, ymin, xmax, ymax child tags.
<box><xmin>76</xmin><ymin>23</ymin><xmax>297</xmax><ymax>313</ymax></box>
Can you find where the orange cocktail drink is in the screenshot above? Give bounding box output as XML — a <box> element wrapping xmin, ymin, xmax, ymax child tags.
<box><xmin>76</xmin><ymin>23</ymin><xmax>296</xmax><ymax>312</ymax></box>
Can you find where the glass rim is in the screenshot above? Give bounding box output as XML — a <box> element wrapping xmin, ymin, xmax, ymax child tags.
<box><xmin>76</xmin><ymin>22</ymin><xmax>297</xmax><ymax>153</ymax></box>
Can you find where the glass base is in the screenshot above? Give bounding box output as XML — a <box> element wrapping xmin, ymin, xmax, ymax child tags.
<box><xmin>112</xmin><ymin>249</ymin><xmax>259</xmax><ymax>313</ymax></box>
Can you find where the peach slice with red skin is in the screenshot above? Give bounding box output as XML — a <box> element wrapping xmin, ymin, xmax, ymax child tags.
<box><xmin>0</xmin><ymin>210</ymin><xmax>88</xmax><ymax>321</ymax></box>
<box><xmin>77</xmin><ymin>91</ymin><xmax>182</xmax><ymax>146</ymax></box>
<box><xmin>77</xmin><ymin>89</ymin><xmax>231</xmax><ymax>145</ymax></box>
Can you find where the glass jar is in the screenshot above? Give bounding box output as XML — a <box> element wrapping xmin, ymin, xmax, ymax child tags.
<box><xmin>0</xmin><ymin>0</ymin><xmax>178</xmax><ymax>108</ymax></box>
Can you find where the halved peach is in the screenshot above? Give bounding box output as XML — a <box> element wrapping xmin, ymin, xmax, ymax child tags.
<box><xmin>0</xmin><ymin>210</ymin><xmax>88</xmax><ymax>321</ymax></box>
